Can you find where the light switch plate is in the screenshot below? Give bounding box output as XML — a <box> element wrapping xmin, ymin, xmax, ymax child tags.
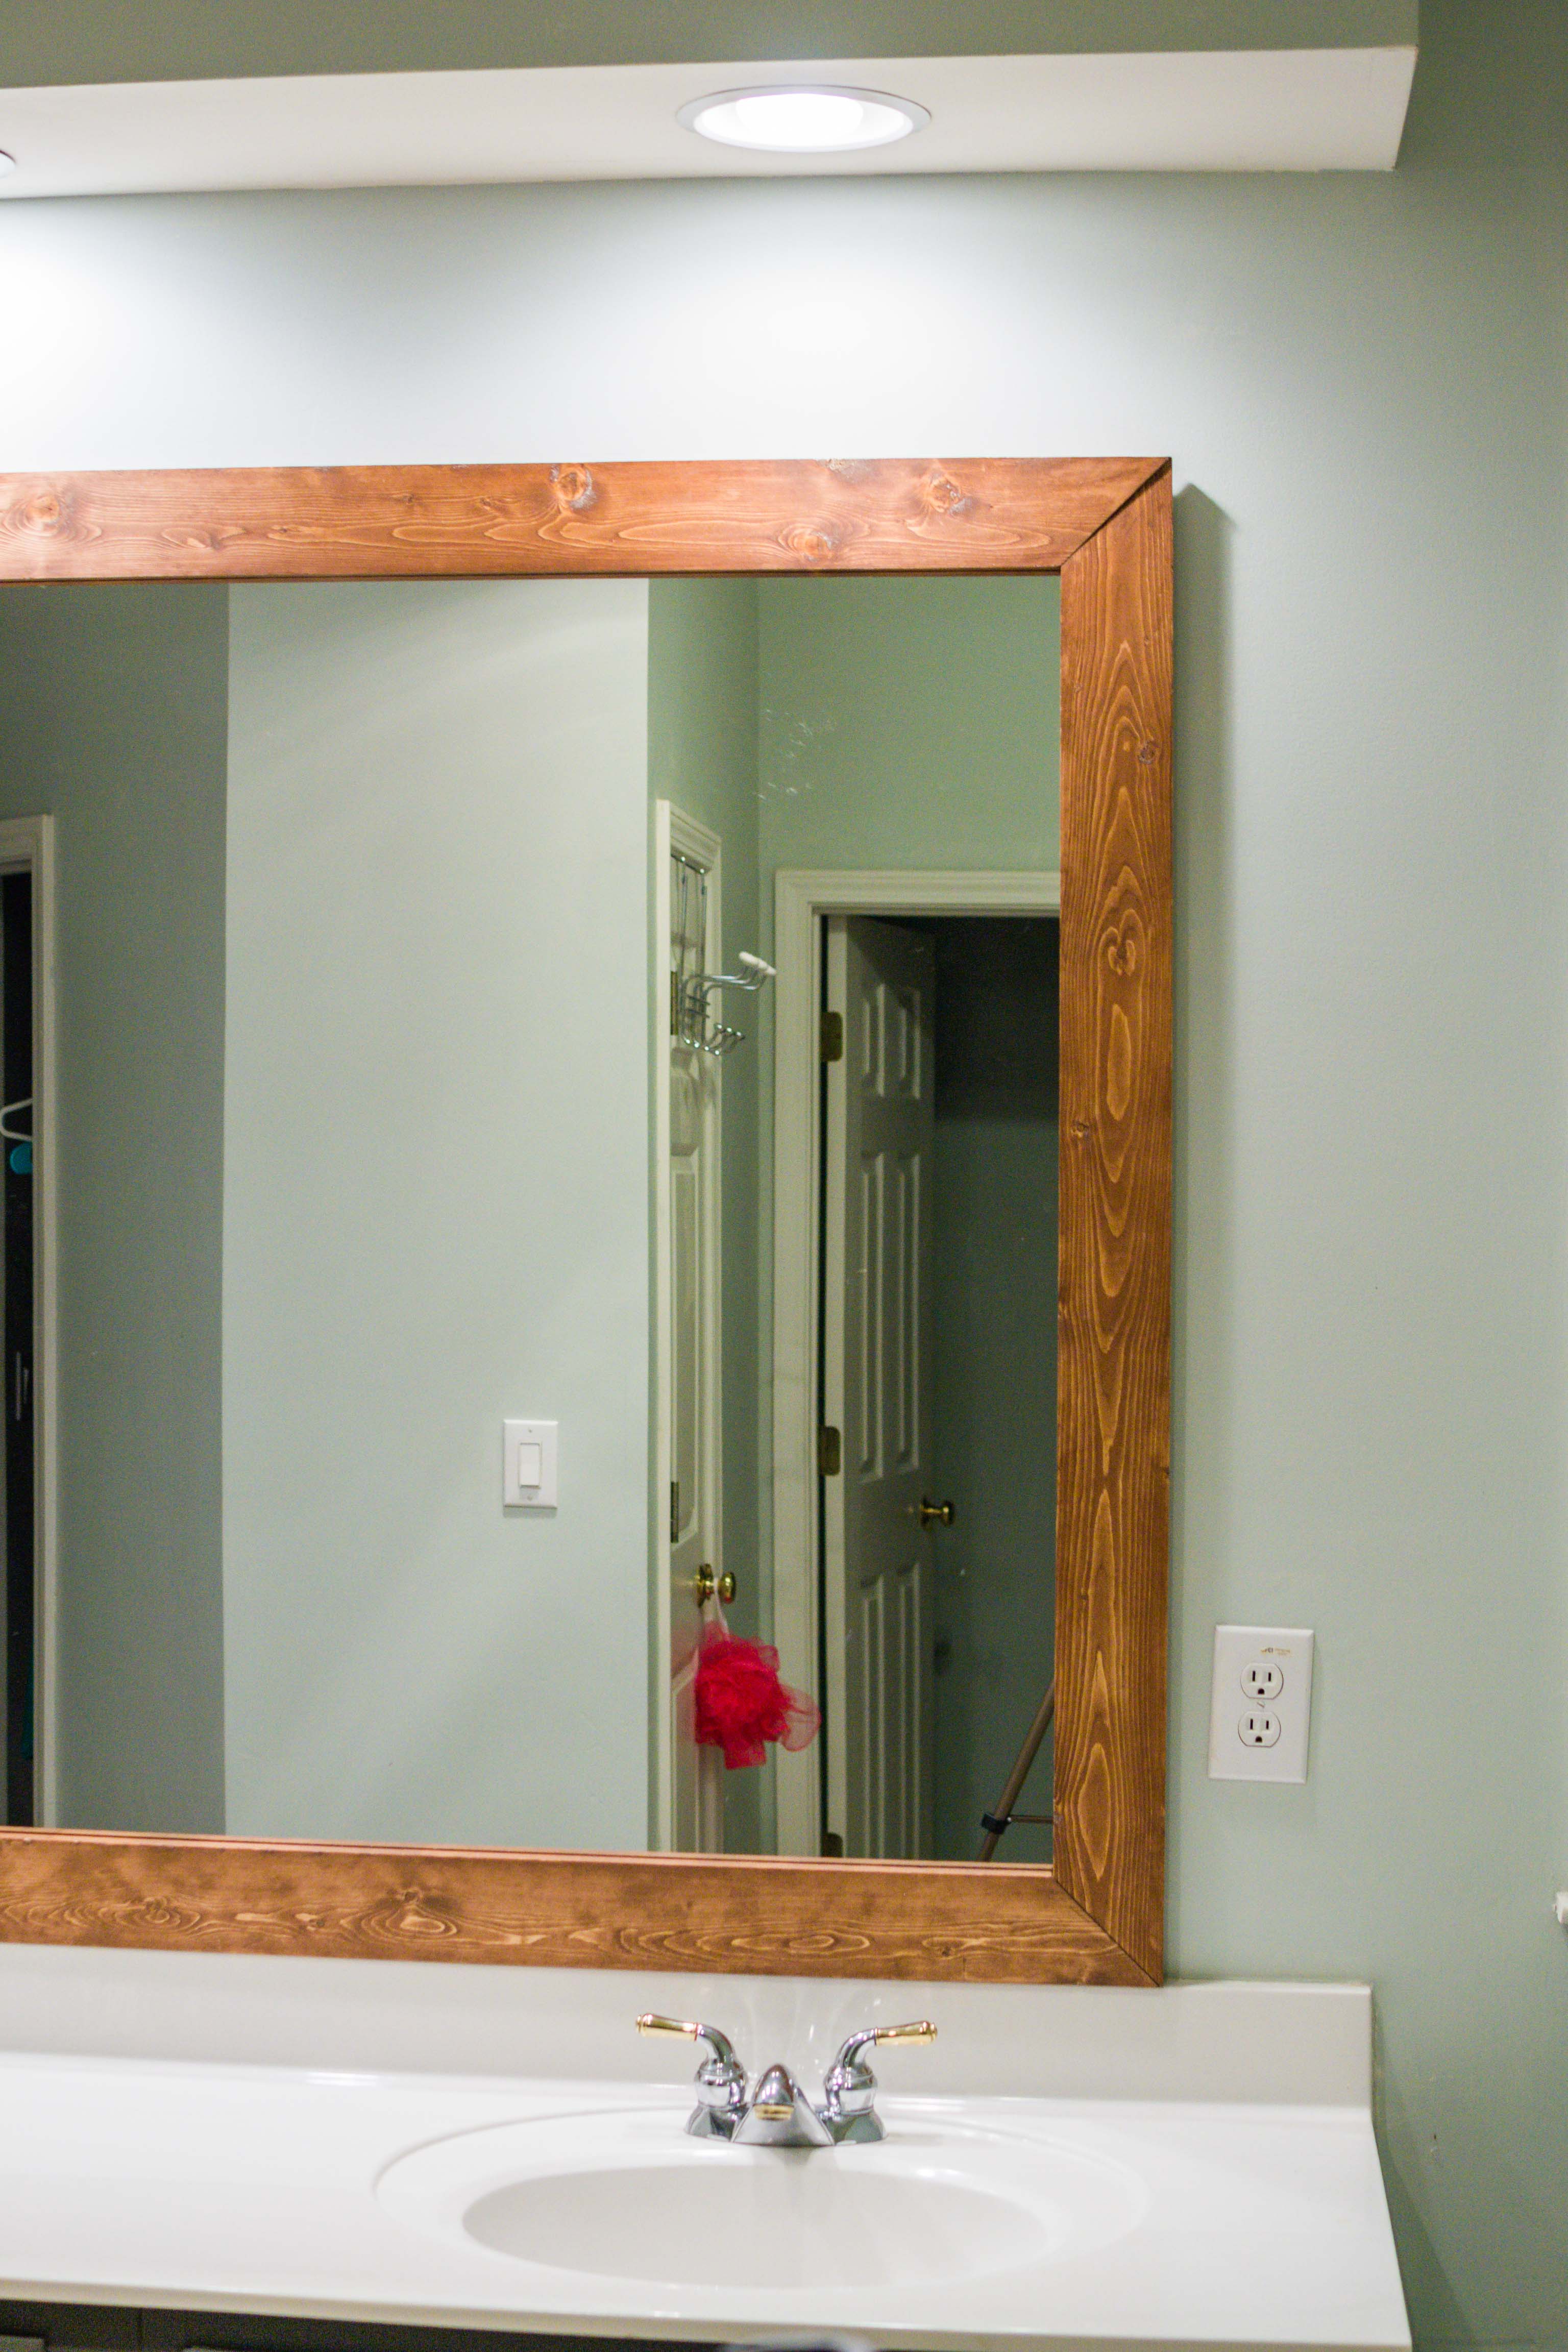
<box><xmin>1208</xmin><ymin>1624</ymin><xmax>1314</xmax><ymax>1782</ymax></box>
<box><xmin>503</xmin><ymin>1418</ymin><xmax>557</xmax><ymax>1509</ymax></box>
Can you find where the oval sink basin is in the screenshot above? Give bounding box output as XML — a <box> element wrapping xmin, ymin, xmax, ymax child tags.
<box><xmin>469</xmin><ymin>2159</ymin><xmax>1035</xmax><ymax>2289</ymax></box>
<box><xmin>378</xmin><ymin>2104</ymin><xmax>1145</xmax><ymax>2293</ymax></box>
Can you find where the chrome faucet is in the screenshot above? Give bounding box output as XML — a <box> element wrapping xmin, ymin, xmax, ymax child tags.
<box><xmin>637</xmin><ymin>2012</ymin><xmax>936</xmax><ymax>2147</ymax></box>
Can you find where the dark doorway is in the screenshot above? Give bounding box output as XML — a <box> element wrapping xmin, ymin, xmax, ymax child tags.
<box><xmin>2</xmin><ymin>867</ymin><xmax>35</xmax><ymax>1826</ymax></box>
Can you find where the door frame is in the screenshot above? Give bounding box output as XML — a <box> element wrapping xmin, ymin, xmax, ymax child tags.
<box><xmin>771</xmin><ymin>868</ymin><xmax>1062</xmax><ymax>1857</ymax></box>
<box><xmin>650</xmin><ymin>802</ymin><xmax>724</xmax><ymax>1850</ymax></box>
<box><xmin>0</xmin><ymin>816</ymin><xmax>57</xmax><ymax>1828</ymax></box>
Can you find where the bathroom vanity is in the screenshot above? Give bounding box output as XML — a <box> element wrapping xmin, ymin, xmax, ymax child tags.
<box><xmin>0</xmin><ymin>1946</ymin><xmax>1408</xmax><ymax>2351</ymax></box>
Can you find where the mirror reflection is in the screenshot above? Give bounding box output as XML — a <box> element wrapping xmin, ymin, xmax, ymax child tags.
<box><xmin>0</xmin><ymin>570</ymin><xmax>1061</xmax><ymax>1865</ymax></box>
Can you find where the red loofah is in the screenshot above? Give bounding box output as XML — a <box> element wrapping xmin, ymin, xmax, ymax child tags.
<box><xmin>693</xmin><ymin>1628</ymin><xmax>821</xmax><ymax>1771</ymax></box>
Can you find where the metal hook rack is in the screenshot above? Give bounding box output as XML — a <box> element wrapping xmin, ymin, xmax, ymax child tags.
<box><xmin>680</xmin><ymin>951</ymin><xmax>776</xmax><ymax>1058</ymax></box>
<box><xmin>669</xmin><ymin>851</ymin><xmax>775</xmax><ymax>1058</ymax></box>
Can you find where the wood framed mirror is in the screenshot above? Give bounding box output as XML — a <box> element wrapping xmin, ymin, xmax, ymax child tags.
<box><xmin>0</xmin><ymin>457</ymin><xmax>1170</xmax><ymax>1987</ymax></box>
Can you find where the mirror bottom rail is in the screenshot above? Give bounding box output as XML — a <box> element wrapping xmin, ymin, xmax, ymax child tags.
<box><xmin>0</xmin><ymin>1828</ymin><xmax>1149</xmax><ymax>1986</ymax></box>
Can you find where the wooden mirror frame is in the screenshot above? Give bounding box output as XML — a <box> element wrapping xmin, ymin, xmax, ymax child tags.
<box><xmin>0</xmin><ymin>456</ymin><xmax>1171</xmax><ymax>1987</ymax></box>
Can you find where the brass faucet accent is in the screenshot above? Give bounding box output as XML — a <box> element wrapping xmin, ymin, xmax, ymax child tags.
<box><xmin>636</xmin><ymin>2013</ymin><xmax>936</xmax><ymax>2147</ymax></box>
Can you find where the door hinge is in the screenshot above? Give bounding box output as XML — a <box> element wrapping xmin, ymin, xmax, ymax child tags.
<box><xmin>818</xmin><ymin>1425</ymin><xmax>842</xmax><ymax>1477</ymax></box>
<box><xmin>669</xmin><ymin>970</ymin><xmax>679</xmax><ymax>1037</ymax></box>
<box><xmin>820</xmin><ymin>1010</ymin><xmax>844</xmax><ymax>1064</ymax></box>
<box><xmin>670</xmin><ymin>1480</ymin><xmax>680</xmax><ymax>1542</ymax></box>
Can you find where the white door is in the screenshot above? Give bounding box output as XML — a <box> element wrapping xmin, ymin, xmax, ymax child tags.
<box><xmin>662</xmin><ymin>834</ymin><xmax>724</xmax><ymax>1853</ymax></box>
<box><xmin>822</xmin><ymin>916</ymin><xmax>936</xmax><ymax>1858</ymax></box>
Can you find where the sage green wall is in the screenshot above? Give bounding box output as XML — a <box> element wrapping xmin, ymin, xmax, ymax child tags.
<box><xmin>4</xmin><ymin>0</ymin><xmax>1565</xmax><ymax>2336</ymax></box>
<box><xmin>647</xmin><ymin>577</ymin><xmax>768</xmax><ymax>1850</ymax></box>
<box><xmin>0</xmin><ymin>0</ymin><xmax>1416</xmax><ymax>84</ymax></box>
<box><xmin>756</xmin><ymin>576</ymin><xmax>1061</xmax><ymax>884</ymax></box>
<box><xmin>224</xmin><ymin>578</ymin><xmax>651</xmax><ymax>1850</ymax></box>
<box><xmin>0</xmin><ymin>583</ymin><xmax>228</xmax><ymax>1833</ymax></box>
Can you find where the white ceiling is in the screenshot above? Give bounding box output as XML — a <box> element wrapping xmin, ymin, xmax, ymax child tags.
<box><xmin>0</xmin><ymin>46</ymin><xmax>1417</xmax><ymax>199</ymax></box>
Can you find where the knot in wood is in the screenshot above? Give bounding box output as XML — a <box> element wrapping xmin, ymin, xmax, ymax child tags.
<box><xmin>129</xmin><ymin>1896</ymin><xmax>195</xmax><ymax>1929</ymax></box>
<box><xmin>388</xmin><ymin>1889</ymin><xmax>456</xmax><ymax>1936</ymax></box>
<box><xmin>16</xmin><ymin>489</ymin><xmax>63</xmax><ymax>535</ymax></box>
<box><xmin>782</xmin><ymin>521</ymin><xmax>840</xmax><ymax>565</ymax></box>
<box><xmin>1104</xmin><ymin>926</ymin><xmax>1141</xmax><ymax>977</ymax></box>
<box><xmin>922</xmin><ymin>470</ymin><xmax>973</xmax><ymax>518</ymax></box>
<box><xmin>549</xmin><ymin>464</ymin><xmax>596</xmax><ymax>513</ymax></box>
<box><xmin>1137</xmin><ymin>741</ymin><xmax>1157</xmax><ymax>766</ymax></box>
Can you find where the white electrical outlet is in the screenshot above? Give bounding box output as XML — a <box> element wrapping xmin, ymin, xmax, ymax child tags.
<box><xmin>1209</xmin><ymin>1625</ymin><xmax>1314</xmax><ymax>1782</ymax></box>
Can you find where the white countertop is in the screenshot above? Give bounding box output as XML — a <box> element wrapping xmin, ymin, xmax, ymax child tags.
<box><xmin>0</xmin><ymin>1948</ymin><xmax>1411</xmax><ymax>2350</ymax></box>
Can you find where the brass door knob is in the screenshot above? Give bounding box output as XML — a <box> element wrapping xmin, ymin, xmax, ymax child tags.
<box><xmin>694</xmin><ymin>1564</ymin><xmax>737</xmax><ymax>1605</ymax></box>
<box><xmin>918</xmin><ymin>1498</ymin><xmax>955</xmax><ymax>1529</ymax></box>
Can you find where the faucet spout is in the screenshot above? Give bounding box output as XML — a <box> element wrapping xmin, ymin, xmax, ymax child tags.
<box><xmin>732</xmin><ymin>2061</ymin><xmax>832</xmax><ymax>2148</ymax></box>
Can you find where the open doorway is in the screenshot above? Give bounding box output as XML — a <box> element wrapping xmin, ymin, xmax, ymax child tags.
<box><xmin>772</xmin><ymin>871</ymin><xmax>1060</xmax><ymax>1863</ymax></box>
<box><xmin>0</xmin><ymin>815</ymin><xmax>54</xmax><ymax>1829</ymax></box>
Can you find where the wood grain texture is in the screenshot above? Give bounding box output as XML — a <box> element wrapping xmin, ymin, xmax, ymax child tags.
<box><xmin>0</xmin><ymin>453</ymin><xmax>1171</xmax><ymax>1989</ymax></box>
<box><xmin>1054</xmin><ymin>469</ymin><xmax>1174</xmax><ymax>1987</ymax></box>
<box><xmin>0</xmin><ymin>1831</ymin><xmax>1146</xmax><ymax>1986</ymax></box>
<box><xmin>0</xmin><ymin>458</ymin><xmax>1164</xmax><ymax>582</ymax></box>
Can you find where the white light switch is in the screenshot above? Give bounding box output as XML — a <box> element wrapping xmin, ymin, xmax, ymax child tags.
<box><xmin>503</xmin><ymin>1419</ymin><xmax>557</xmax><ymax>1509</ymax></box>
<box><xmin>1208</xmin><ymin>1625</ymin><xmax>1314</xmax><ymax>1782</ymax></box>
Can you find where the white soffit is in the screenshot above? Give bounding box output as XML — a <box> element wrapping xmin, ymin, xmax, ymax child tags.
<box><xmin>0</xmin><ymin>47</ymin><xmax>1417</xmax><ymax>198</ymax></box>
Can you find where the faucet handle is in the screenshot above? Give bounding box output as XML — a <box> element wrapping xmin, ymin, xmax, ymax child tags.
<box><xmin>821</xmin><ymin>2020</ymin><xmax>936</xmax><ymax>2136</ymax></box>
<box><xmin>636</xmin><ymin>2013</ymin><xmax>748</xmax><ymax>2136</ymax></box>
<box><xmin>637</xmin><ymin>2012</ymin><xmax>740</xmax><ymax>2062</ymax></box>
<box><xmin>863</xmin><ymin>2019</ymin><xmax>938</xmax><ymax>2047</ymax></box>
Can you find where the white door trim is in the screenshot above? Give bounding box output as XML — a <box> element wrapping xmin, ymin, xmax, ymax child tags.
<box><xmin>651</xmin><ymin>801</ymin><xmax>724</xmax><ymax>1850</ymax></box>
<box><xmin>771</xmin><ymin>866</ymin><xmax>1062</xmax><ymax>1857</ymax></box>
<box><xmin>0</xmin><ymin>816</ymin><xmax>57</xmax><ymax>1827</ymax></box>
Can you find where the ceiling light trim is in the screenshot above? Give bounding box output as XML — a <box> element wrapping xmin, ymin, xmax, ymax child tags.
<box><xmin>677</xmin><ymin>83</ymin><xmax>928</xmax><ymax>154</ymax></box>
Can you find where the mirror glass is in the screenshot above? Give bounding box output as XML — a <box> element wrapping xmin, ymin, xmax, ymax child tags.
<box><xmin>0</xmin><ymin>570</ymin><xmax>1060</xmax><ymax>1866</ymax></box>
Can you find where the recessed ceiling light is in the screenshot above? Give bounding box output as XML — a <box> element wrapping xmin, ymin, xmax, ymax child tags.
<box><xmin>0</xmin><ymin>152</ymin><xmax>15</xmax><ymax>178</ymax></box>
<box><xmin>677</xmin><ymin>85</ymin><xmax>928</xmax><ymax>155</ymax></box>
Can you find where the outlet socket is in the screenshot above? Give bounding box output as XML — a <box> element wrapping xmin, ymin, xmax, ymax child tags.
<box><xmin>1210</xmin><ymin>1625</ymin><xmax>1314</xmax><ymax>1782</ymax></box>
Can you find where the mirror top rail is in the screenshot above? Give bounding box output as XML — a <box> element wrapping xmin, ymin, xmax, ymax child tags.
<box><xmin>0</xmin><ymin>455</ymin><xmax>1166</xmax><ymax>583</ymax></box>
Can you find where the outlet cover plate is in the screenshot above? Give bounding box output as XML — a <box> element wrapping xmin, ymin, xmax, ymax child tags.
<box><xmin>1209</xmin><ymin>1625</ymin><xmax>1314</xmax><ymax>1783</ymax></box>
